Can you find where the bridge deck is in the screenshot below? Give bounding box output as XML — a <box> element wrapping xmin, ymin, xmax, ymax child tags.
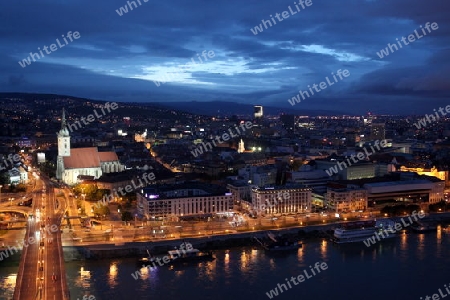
<box><xmin>13</xmin><ymin>179</ymin><xmax>69</xmax><ymax>300</ymax></box>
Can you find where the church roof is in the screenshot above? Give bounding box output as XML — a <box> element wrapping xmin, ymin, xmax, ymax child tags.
<box><xmin>63</xmin><ymin>147</ymin><xmax>101</xmax><ymax>169</ymax></box>
<box><xmin>98</xmin><ymin>151</ymin><xmax>119</xmax><ymax>162</ymax></box>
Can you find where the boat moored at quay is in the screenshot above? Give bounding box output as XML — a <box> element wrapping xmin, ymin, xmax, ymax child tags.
<box><xmin>254</xmin><ymin>232</ymin><xmax>302</xmax><ymax>251</ymax></box>
<box><xmin>167</xmin><ymin>241</ymin><xmax>215</xmax><ymax>265</ymax></box>
<box><xmin>332</xmin><ymin>219</ymin><xmax>396</xmax><ymax>244</ymax></box>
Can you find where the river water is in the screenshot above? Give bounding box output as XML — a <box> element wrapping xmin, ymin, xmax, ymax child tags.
<box><xmin>1</xmin><ymin>229</ymin><xmax>450</xmax><ymax>300</ymax></box>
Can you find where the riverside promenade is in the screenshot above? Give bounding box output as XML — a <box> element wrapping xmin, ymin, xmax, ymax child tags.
<box><xmin>4</xmin><ymin>212</ymin><xmax>450</xmax><ymax>261</ymax></box>
<box><xmin>60</xmin><ymin>212</ymin><xmax>450</xmax><ymax>260</ymax></box>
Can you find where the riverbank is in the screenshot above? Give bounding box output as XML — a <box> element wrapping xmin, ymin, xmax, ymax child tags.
<box><xmin>62</xmin><ymin>212</ymin><xmax>450</xmax><ymax>261</ymax></box>
<box><xmin>62</xmin><ymin>222</ymin><xmax>338</xmax><ymax>260</ymax></box>
<box><xmin>3</xmin><ymin>212</ymin><xmax>450</xmax><ymax>262</ymax></box>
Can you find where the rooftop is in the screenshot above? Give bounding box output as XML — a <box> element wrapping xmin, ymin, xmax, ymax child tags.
<box><xmin>252</xmin><ymin>184</ymin><xmax>311</xmax><ymax>192</ymax></box>
<box><xmin>140</xmin><ymin>182</ymin><xmax>230</xmax><ymax>200</ymax></box>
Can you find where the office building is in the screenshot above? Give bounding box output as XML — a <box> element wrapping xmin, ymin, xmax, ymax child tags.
<box><xmin>370</xmin><ymin>123</ymin><xmax>385</xmax><ymax>140</ymax></box>
<box><xmin>254</xmin><ymin>105</ymin><xmax>263</xmax><ymax>119</ymax></box>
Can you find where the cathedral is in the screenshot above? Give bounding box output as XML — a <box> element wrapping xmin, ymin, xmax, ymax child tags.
<box><xmin>56</xmin><ymin>109</ymin><xmax>124</xmax><ymax>185</ymax></box>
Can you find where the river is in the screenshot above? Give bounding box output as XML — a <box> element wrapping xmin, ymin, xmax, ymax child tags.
<box><xmin>1</xmin><ymin>228</ymin><xmax>450</xmax><ymax>300</ymax></box>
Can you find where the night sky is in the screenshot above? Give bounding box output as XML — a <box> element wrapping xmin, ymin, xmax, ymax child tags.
<box><xmin>0</xmin><ymin>0</ymin><xmax>449</xmax><ymax>114</ymax></box>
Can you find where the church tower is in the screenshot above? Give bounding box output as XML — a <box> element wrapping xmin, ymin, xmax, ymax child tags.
<box><xmin>56</xmin><ymin>108</ymin><xmax>70</xmax><ymax>181</ymax></box>
<box><xmin>238</xmin><ymin>139</ymin><xmax>245</xmax><ymax>153</ymax></box>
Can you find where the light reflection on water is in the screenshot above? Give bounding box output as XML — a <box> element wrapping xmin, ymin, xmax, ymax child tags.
<box><xmin>2</xmin><ymin>232</ymin><xmax>450</xmax><ymax>300</ymax></box>
<box><xmin>78</xmin><ymin>266</ymin><xmax>92</xmax><ymax>289</ymax></box>
<box><xmin>0</xmin><ymin>271</ymin><xmax>17</xmax><ymax>300</ymax></box>
<box><xmin>108</xmin><ymin>262</ymin><xmax>118</xmax><ymax>288</ymax></box>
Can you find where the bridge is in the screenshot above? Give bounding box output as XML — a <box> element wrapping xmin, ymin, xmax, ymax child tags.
<box><xmin>0</xmin><ymin>208</ymin><xmax>31</xmax><ymax>217</ymax></box>
<box><xmin>13</xmin><ymin>176</ymin><xmax>70</xmax><ymax>300</ymax></box>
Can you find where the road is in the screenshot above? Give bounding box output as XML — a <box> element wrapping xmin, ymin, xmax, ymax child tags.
<box><xmin>13</xmin><ymin>176</ymin><xmax>69</xmax><ymax>300</ymax></box>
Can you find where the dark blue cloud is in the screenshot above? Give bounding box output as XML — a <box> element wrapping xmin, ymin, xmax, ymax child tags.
<box><xmin>0</xmin><ymin>0</ymin><xmax>449</xmax><ymax>114</ymax></box>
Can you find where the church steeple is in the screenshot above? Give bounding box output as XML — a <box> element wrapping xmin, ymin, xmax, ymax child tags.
<box><xmin>58</xmin><ymin>108</ymin><xmax>69</xmax><ymax>137</ymax></box>
<box><xmin>238</xmin><ymin>139</ymin><xmax>245</xmax><ymax>153</ymax></box>
<box><xmin>61</xmin><ymin>108</ymin><xmax>66</xmax><ymax>130</ymax></box>
<box><xmin>57</xmin><ymin>108</ymin><xmax>70</xmax><ymax>156</ymax></box>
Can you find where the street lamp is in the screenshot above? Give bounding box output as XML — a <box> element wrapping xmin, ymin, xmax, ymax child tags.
<box><xmin>81</xmin><ymin>188</ymin><xmax>86</xmax><ymax>215</ymax></box>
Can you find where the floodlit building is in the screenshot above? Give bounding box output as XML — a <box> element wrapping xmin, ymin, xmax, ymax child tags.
<box><xmin>56</xmin><ymin>109</ymin><xmax>125</xmax><ymax>185</ymax></box>
<box><xmin>254</xmin><ymin>105</ymin><xmax>263</xmax><ymax>119</ymax></box>
<box><xmin>364</xmin><ymin>179</ymin><xmax>445</xmax><ymax>206</ymax></box>
<box><xmin>251</xmin><ymin>185</ymin><xmax>312</xmax><ymax>216</ymax></box>
<box><xmin>399</xmin><ymin>166</ymin><xmax>448</xmax><ymax>185</ymax></box>
<box><xmin>137</xmin><ymin>183</ymin><xmax>234</xmax><ymax>219</ymax></box>
<box><xmin>326</xmin><ymin>185</ymin><xmax>368</xmax><ymax>213</ymax></box>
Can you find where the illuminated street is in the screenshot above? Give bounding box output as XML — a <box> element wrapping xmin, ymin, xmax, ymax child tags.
<box><xmin>13</xmin><ymin>175</ymin><xmax>69</xmax><ymax>300</ymax></box>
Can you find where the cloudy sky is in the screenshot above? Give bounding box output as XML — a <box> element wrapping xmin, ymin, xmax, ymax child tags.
<box><xmin>0</xmin><ymin>0</ymin><xmax>448</xmax><ymax>114</ymax></box>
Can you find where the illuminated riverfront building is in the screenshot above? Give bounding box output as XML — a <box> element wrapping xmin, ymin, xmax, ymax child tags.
<box><xmin>332</xmin><ymin>174</ymin><xmax>445</xmax><ymax>209</ymax></box>
<box><xmin>364</xmin><ymin>178</ymin><xmax>445</xmax><ymax>205</ymax></box>
<box><xmin>137</xmin><ymin>183</ymin><xmax>234</xmax><ymax>219</ymax></box>
<box><xmin>251</xmin><ymin>185</ymin><xmax>312</xmax><ymax>216</ymax></box>
<box><xmin>326</xmin><ymin>185</ymin><xmax>368</xmax><ymax>213</ymax></box>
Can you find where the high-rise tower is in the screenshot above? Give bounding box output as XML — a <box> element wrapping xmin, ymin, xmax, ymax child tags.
<box><xmin>370</xmin><ymin>123</ymin><xmax>385</xmax><ymax>140</ymax></box>
<box><xmin>254</xmin><ymin>105</ymin><xmax>263</xmax><ymax>119</ymax></box>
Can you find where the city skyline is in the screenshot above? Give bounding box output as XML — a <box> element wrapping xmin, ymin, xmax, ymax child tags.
<box><xmin>1</xmin><ymin>1</ymin><xmax>450</xmax><ymax>299</ymax></box>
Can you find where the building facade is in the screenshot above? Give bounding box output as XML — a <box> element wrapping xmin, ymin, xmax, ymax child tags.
<box><xmin>251</xmin><ymin>185</ymin><xmax>312</xmax><ymax>216</ymax></box>
<box><xmin>363</xmin><ymin>179</ymin><xmax>445</xmax><ymax>206</ymax></box>
<box><xmin>226</xmin><ymin>181</ymin><xmax>252</xmax><ymax>211</ymax></box>
<box><xmin>137</xmin><ymin>184</ymin><xmax>234</xmax><ymax>219</ymax></box>
<box><xmin>56</xmin><ymin>109</ymin><xmax>125</xmax><ymax>185</ymax></box>
<box><xmin>315</xmin><ymin>160</ymin><xmax>375</xmax><ymax>180</ymax></box>
<box><xmin>326</xmin><ymin>185</ymin><xmax>368</xmax><ymax>213</ymax></box>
